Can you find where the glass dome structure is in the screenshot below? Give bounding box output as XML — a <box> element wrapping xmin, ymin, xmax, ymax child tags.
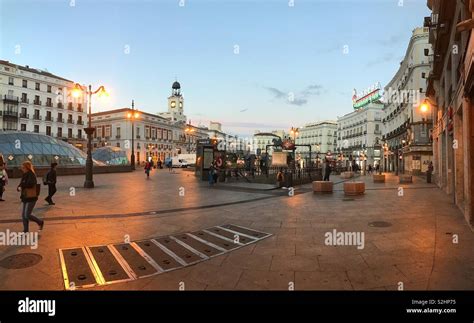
<box><xmin>0</xmin><ymin>131</ymin><xmax>95</xmax><ymax>167</ymax></box>
<box><xmin>92</xmin><ymin>146</ymin><xmax>129</xmax><ymax>165</ymax></box>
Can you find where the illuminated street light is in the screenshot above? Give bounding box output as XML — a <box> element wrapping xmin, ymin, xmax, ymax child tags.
<box><xmin>127</xmin><ymin>100</ymin><xmax>140</xmax><ymax>169</ymax></box>
<box><xmin>72</xmin><ymin>83</ymin><xmax>109</xmax><ymax>188</ymax></box>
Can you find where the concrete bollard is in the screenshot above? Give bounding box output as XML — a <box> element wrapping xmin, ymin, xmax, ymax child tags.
<box><xmin>344</xmin><ymin>182</ymin><xmax>365</xmax><ymax>196</ymax></box>
<box><xmin>373</xmin><ymin>174</ymin><xmax>386</xmax><ymax>183</ymax></box>
<box><xmin>399</xmin><ymin>175</ymin><xmax>413</xmax><ymax>184</ymax></box>
<box><xmin>312</xmin><ymin>181</ymin><xmax>333</xmax><ymax>194</ymax></box>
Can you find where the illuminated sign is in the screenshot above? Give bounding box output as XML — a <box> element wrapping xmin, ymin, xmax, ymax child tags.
<box><xmin>352</xmin><ymin>82</ymin><xmax>382</xmax><ymax>110</ymax></box>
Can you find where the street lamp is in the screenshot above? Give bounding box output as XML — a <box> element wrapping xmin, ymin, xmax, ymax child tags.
<box><xmin>72</xmin><ymin>83</ymin><xmax>108</xmax><ymax>188</ymax></box>
<box><xmin>184</xmin><ymin>122</ymin><xmax>195</xmax><ymax>153</ymax></box>
<box><xmin>127</xmin><ymin>100</ymin><xmax>140</xmax><ymax>170</ymax></box>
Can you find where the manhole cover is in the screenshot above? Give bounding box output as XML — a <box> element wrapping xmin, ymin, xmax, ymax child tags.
<box><xmin>368</xmin><ymin>221</ymin><xmax>392</xmax><ymax>228</ymax></box>
<box><xmin>0</xmin><ymin>253</ymin><xmax>43</xmax><ymax>269</ymax></box>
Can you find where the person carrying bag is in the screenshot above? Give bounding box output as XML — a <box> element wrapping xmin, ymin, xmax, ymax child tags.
<box><xmin>17</xmin><ymin>161</ymin><xmax>44</xmax><ymax>232</ymax></box>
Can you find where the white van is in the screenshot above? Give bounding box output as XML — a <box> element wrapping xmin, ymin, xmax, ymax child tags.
<box><xmin>171</xmin><ymin>157</ymin><xmax>189</xmax><ymax>168</ymax></box>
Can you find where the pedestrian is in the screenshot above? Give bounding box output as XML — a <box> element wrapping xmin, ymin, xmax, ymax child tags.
<box><xmin>144</xmin><ymin>160</ymin><xmax>152</xmax><ymax>179</ymax></box>
<box><xmin>368</xmin><ymin>164</ymin><xmax>373</xmax><ymax>175</ymax></box>
<box><xmin>157</xmin><ymin>159</ymin><xmax>162</xmax><ymax>169</ymax></box>
<box><xmin>0</xmin><ymin>162</ymin><xmax>8</xmax><ymax>202</ymax></box>
<box><xmin>427</xmin><ymin>161</ymin><xmax>433</xmax><ymax>183</ymax></box>
<box><xmin>168</xmin><ymin>158</ymin><xmax>173</xmax><ymax>172</ymax></box>
<box><xmin>17</xmin><ymin>161</ymin><xmax>43</xmax><ymax>233</ymax></box>
<box><xmin>44</xmin><ymin>162</ymin><xmax>57</xmax><ymax>205</ymax></box>
<box><xmin>276</xmin><ymin>169</ymin><xmax>284</xmax><ymax>188</ymax></box>
<box><xmin>323</xmin><ymin>159</ymin><xmax>331</xmax><ymax>181</ymax></box>
<box><xmin>213</xmin><ymin>163</ymin><xmax>219</xmax><ymax>184</ymax></box>
<box><xmin>208</xmin><ymin>163</ymin><xmax>215</xmax><ymax>186</ymax></box>
<box><xmin>375</xmin><ymin>163</ymin><xmax>380</xmax><ymax>174</ymax></box>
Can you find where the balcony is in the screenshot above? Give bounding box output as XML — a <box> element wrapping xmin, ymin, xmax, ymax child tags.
<box><xmin>20</xmin><ymin>98</ymin><xmax>29</xmax><ymax>104</ymax></box>
<box><xmin>67</xmin><ymin>119</ymin><xmax>74</xmax><ymax>124</ymax></box>
<box><xmin>68</xmin><ymin>103</ymin><xmax>74</xmax><ymax>111</ymax></box>
<box><xmin>46</xmin><ymin>101</ymin><xmax>53</xmax><ymax>107</ymax></box>
<box><xmin>20</xmin><ymin>113</ymin><xmax>29</xmax><ymax>119</ymax></box>
<box><xmin>57</xmin><ymin>134</ymin><xmax>64</xmax><ymax>138</ymax></box>
<box><xmin>33</xmin><ymin>99</ymin><xmax>42</xmax><ymax>106</ymax></box>
<box><xmin>1</xmin><ymin>110</ymin><xmax>19</xmax><ymax>118</ymax></box>
<box><xmin>57</xmin><ymin>102</ymin><xmax>64</xmax><ymax>109</ymax></box>
<box><xmin>115</xmin><ymin>135</ymin><xmax>121</xmax><ymax>139</ymax></box>
<box><xmin>57</xmin><ymin>118</ymin><xmax>64</xmax><ymax>123</ymax></box>
<box><xmin>77</xmin><ymin>104</ymin><xmax>83</xmax><ymax>113</ymax></box>
<box><xmin>77</xmin><ymin>120</ymin><xmax>84</xmax><ymax>125</ymax></box>
<box><xmin>33</xmin><ymin>115</ymin><xmax>42</xmax><ymax>121</ymax></box>
<box><xmin>136</xmin><ymin>135</ymin><xmax>141</xmax><ymax>139</ymax></box>
<box><xmin>45</xmin><ymin>116</ymin><xmax>54</xmax><ymax>122</ymax></box>
<box><xmin>3</xmin><ymin>95</ymin><xmax>19</xmax><ymax>103</ymax></box>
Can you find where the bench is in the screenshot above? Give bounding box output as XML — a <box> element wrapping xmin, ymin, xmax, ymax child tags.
<box><xmin>344</xmin><ymin>182</ymin><xmax>365</xmax><ymax>196</ymax></box>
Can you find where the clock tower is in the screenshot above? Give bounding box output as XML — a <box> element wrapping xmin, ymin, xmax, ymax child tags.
<box><xmin>167</xmin><ymin>80</ymin><xmax>186</xmax><ymax>123</ymax></box>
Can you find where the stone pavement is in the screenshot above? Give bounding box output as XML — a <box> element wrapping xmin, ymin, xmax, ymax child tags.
<box><xmin>0</xmin><ymin>170</ymin><xmax>473</xmax><ymax>290</ymax></box>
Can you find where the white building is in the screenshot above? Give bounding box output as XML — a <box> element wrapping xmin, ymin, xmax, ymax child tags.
<box><xmin>382</xmin><ymin>27</ymin><xmax>432</xmax><ymax>174</ymax></box>
<box><xmin>0</xmin><ymin>60</ymin><xmax>88</xmax><ymax>150</ymax></box>
<box><xmin>91</xmin><ymin>81</ymin><xmax>208</xmax><ymax>164</ymax></box>
<box><xmin>253</xmin><ymin>131</ymin><xmax>282</xmax><ymax>155</ymax></box>
<box><xmin>295</xmin><ymin>121</ymin><xmax>337</xmax><ymax>162</ymax></box>
<box><xmin>337</xmin><ymin>87</ymin><xmax>384</xmax><ymax>169</ymax></box>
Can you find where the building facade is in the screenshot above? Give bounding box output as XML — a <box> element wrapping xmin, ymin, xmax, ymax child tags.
<box><xmin>0</xmin><ymin>60</ymin><xmax>87</xmax><ymax>150</ymax></box>
<box><xmin>91</xmin><ymin>82</ymin><xmax>209</xmax><ymax>164</ymax></box>
<box><xmin>382</xmin><ymin>27</ymin><xmax>433</xmax><ymax>175</ymax></box>
<box><xmin>295</xmin><ymin>121</ymin><xmax>337</xmax><ymax>162</ymax></box>
<box><xmin>426</xmin><ymin>0</ymin><xmax>474</xmax><ymax>227</ymax></box>
<box><xmin>336</xmin><ymin>91</ymin><xmax>384</xmax><ymax>170</ymax></box>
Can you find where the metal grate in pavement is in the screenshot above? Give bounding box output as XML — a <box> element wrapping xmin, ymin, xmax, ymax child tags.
<box><xmin>58</xmin><ymin>224</ymin><xmax>271</xmax><ymax>290</ymax></box>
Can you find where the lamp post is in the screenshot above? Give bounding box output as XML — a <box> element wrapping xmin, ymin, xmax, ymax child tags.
<box><xmin>127</xmin><ymin>100</ymin><xmax>139</xmax><ymax>170</ymax></box>
<box><xmin>72</xmin><ymin>83</ymin><xmax>108</xmax><ymax>189</ymax></box>
<box><xmin>184</xmin><ymin>122</ymin><xmax>195</xmax><ymax>153</ymax></box>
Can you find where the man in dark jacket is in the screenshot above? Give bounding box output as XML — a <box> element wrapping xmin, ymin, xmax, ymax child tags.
<box><xmin>45</xmin><ymin>162</ymin><xmax>57</xmax><ymax>205</ymax></box>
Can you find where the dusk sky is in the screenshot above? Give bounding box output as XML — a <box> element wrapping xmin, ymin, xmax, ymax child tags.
<box><xmin>0</xmin><ymin>0</ymin><xmax>430</xmax><ymax>137</ymax></box>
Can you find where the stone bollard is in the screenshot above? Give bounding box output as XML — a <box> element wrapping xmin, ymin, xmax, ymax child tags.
<box><xmin>373</xmin><ymin>174</ymin><xmax>386</xmax><ymax>183</ymax></box>
<box><xmin>399</xmin><ymin>175</ymin><xmax>413</xmax><ymax>184</ymax></box>
<box><xmin>344</xmin><ymin>182</ymin><xmax>365</xmax><ymax>196</ymax></box>
<box><xmin>340</xmin><ymin>171</ymin><xmax>354</xmax><ymax>179</ymax></box>
<box><xmin>312</xmin><ymin>181</ymin><xmax>333</xmax><ymax>194</ymax></box>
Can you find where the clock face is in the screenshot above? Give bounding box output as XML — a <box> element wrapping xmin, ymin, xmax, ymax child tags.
<box><xmin>179</xmin><ymin>102</ymin><xmax>183</xmax><ymax>108</ymax></box>
<box><xmin>171</xmin><ymin>101</ymin><xmax>176</xmax><ymax>108</ymax></box>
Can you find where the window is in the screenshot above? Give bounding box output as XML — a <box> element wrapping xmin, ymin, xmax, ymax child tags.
<box><xmin>34</xmin><ymin>95</ymin><xmax>40</xmax><ymax>105</ymax></box>
<box><xmin>8</xmin><ymin>77</ymin><xmax>14</xmax><ymax>85</ymax></box>
<box><xmin>96</xmin><ymin>127</ymin><xmax>102</xmax><ymax>138</ymax></box>
<box><xmin>46</xmin><ymin>126</ymin><xmax>51</xmax><ymax>136</ymax></box>
<box><xmin>58</xmin><ymin>113</ymin><xmax>63</xmax><ymax>122</ymax></box>
<box><xmin>116</xmin><ymin>143</ymin><xmax>121</xmax><ymax>148</ymax></box>
<box><xmin>46</xmin><ymin>97</ymin><xmax>52</xmax><ymax>107</ymax></box>
<box><xmin>422</xmin><ymin>72</ymin><xmax>426</xmax><ymax>79</ymax></box>
<box><xmin>22</xmin><ymin>80</ymin><xmax>27</xmax><ymax>88</ymax></box>
<box><xmin>34</xmin><ymin>125</ymin><xmax>39</xmax><ymax>133</ymax></box>
<box><xmin>58</xmin><ymin>127</ymin><xmax>63</xmax><ymax>137</ymax></box>
<box><xmin>68</xmin><ymin>128</ymin><xmax>73</xmax><ymax>138</ymax></box>
<box><xmin>34</xmin><ymin>109</ymin><xmax>40</xmax><ymax>119</ymax></box>
<box><xmin>116</xmin><ymin>127</ymin><xmax>121</xmax><ymax>137</ymax></box>
<box><xmin>35</xmin><ymin>83</ymin><xmax>40</xmax><ymax>91</ymax></box>
<box><xmin>105</xmin><ymin>125</ymin><xmax>111</xmax><ymax>137</ymax></box>
<box><xmin>46</xmin><ymin>111</ymin><xmax>52</xmax><ymax>120</ymax></box>
<box><xmin>21</xmin><ymin>124</ymin><xmax>26</xmax><ymax>131</ymax></box>
<box><xmin>21</xmin><ymin>93</ymin><xmax>27</xmax><ymax>103</ymax></box>
<box><xmin>78</xmin><ymin>116</ymin><xmax>83</xmax><ymax>125</ymax></box>
<box><xmin>78</xmin><ymin>129</ymin><xmax>82</xmax><ymax>139</ymax></box>
<box><xmin>47</xmin><ymin>85</ymin><xmax>52</xmax><ymax>93</ymax></box>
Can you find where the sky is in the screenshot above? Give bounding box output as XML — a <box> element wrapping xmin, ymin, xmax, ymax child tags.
<box><xmin>0</xmin><ymin>0</ymin><xmax>431</xmax><ymax>137</ymax></box>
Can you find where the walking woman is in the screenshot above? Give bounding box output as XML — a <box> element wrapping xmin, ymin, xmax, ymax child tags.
<box><xmin>0</xmin><ymin>161</ymin><xmax>8</xmax><ymax>202</ymax></box>
<box><xmin>17</xmin><ymin>161</ymin><xmax>44</xmax><ymax>232</ymax></box>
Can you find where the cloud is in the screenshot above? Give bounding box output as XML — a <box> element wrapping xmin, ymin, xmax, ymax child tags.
<box><xmin>376</xmin><ymin>34</ymin><xmax>406</xmax><ymax>47</ymax></box>
<box><xmin>365</xmin><ymin>52</ymin><xmax>398</xmax><ymax>67</ymax></box>
<box><xmin>263</xmin><ymin>84</ymin><xmax>323</xmax><ymax>106</ymax></box>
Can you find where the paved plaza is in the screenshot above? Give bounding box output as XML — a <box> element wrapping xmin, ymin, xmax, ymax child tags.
<box><xmin>0</xmin><ymin>169</ymin><xmax>473</xmax><ymax>290</ymax></box>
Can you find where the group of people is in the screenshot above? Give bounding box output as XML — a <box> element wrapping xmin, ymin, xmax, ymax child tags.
<box><xmin>0</xmin><ymin>161</ymin><xmax>58</xmax><ymax>233</ymax></box>
<box><xmin>144</xmin><ymin>158</ymin><xmax>174</xmax><ymax>179</ymax></box>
